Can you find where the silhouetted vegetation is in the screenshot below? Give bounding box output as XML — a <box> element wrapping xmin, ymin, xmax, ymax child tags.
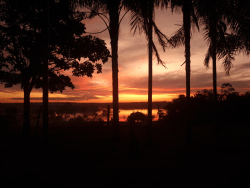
<box><xmin>127</xmin><ymin>111</ymin><xmax>147</xmax><ymax>122</ymax></box>
<box><xmin>77</xmin><ymin>0</ymin><xmax>126</xmax><ymax>139</ymax></box>
<box><xmin>0</xmin><ymin>0</ymin><xmax>110</xmax><ymax>140</ymax></box>
<box><xmin>163</xmin><ymin>83</ymin><xmax>250</xmax><ymax>127</ymax></box>
<box><xmin>129</xmin><ymin>0</ymin><xmax>171</xmax><ymax>147</ymax></box>
<box><xmin>1</xmin><ymin>0</ymin><xmax>250</xmax><ymax>186</ymax></box>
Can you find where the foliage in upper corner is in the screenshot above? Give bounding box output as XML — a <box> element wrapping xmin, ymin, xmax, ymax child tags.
<box><xmin>0</xmin><ymin>0</ymin><xmax>110</xmax><ymax>93</ymax></box>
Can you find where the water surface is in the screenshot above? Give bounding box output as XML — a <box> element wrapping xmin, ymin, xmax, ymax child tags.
<box><xmin>63</xmin><ymin>108</ymin><xmax>162</xmax><ymax>122</ymax></box>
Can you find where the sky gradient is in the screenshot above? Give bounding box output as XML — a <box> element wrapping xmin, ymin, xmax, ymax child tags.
<box><xmin>1</xmin><ymin>8</ymin><xmax>250</xmax><ymax>103</ymax></box>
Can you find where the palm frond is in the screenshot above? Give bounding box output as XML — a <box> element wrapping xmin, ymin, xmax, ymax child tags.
<box><xmin>190</xmin><ymin>6</ymin><xmax>199</xmax><ymax>31</ymax></box>
<box><xmin>155</xmin><ymin>0</ymin><xmax>169</xmax><ymax>10</ymax></box>
<box><xmin>152</xmin><ymin>42</ymin><xmax>166</xmax><ymax>68</ymax></box>
<box><xmin>204</xmin><ymin>43</ymin><xmax>212</xmax><ymax>68</ymax></box>
<box><xmin>152</xmin><ymin>21</ymin><xmax>172</xmax><ymax>51</ymax></box>
<box><xmin>216</xmin><ymin>33</ymin><xmax>240</xmax><ymax>75</ymax></box>
<box><xmin>217</xmin><ymin>21</ymin><xmax>227</xmax><ymax>45</ymax></box>
<box><xmin>221</xmin><ymin>54</ymin><xmax>234</xmax><ymax>75</ymax></box>
<box><xmin>202</xmin><ymin>23</ymin><xmax>212</xmax><ymax>45</ymax></box>
<box><xmin>129</xmin><ymin>10</ymin><xmax>145</xmax><ymax>35</ymax></box>
<box><xmin>168</xmin><ymin>26</ymin><xmax>185</xmax><ymax>48</ymax></box>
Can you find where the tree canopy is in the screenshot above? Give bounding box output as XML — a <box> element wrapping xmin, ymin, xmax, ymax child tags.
<box><xmin>0</xmin><ymin>0</ymin><xmax>110</xmax><ymax>140</ymax></box>
<box><xmin>0</xmin><ymin>0</ymin><xmax>110</xmax><ymax>94</ymax></box>
<box><xmin>163</xmin><ymin>83</ymin><xmax>248</xmax><ymax>126</ymax></box>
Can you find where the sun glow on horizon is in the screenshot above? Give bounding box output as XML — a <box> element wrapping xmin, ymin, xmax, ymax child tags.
<box><xmin>0</xmin><ymin>91</ymin><xmax>178</xmax><ymax>103</ymax></box>
<box><xmin>117</xmin><ymin>93</ymin><xmax>178</xmax><ymax>102</ymax></box>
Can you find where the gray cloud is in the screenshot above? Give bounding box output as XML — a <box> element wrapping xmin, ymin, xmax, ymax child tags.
<box><xmin>0</xmin><ymin>84</ymin><xmax>22</xmax><ymax>92</ymax></box>
<box><xmin>120</xmin><ymin>63</ymin><xmax>250</xmax><ymax>95</ymax></box>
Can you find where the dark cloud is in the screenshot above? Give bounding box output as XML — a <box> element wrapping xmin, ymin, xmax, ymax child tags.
<box><xmin>228</xmin><ymin>61</ymin><xmax>250</xmax><ymax>75</ymax></box>
<box><xmin>120</xmin><ymin>64</ymin><xmax>250</xmax><ymax>95</ymax></box>
<box><xmin>64</xmin><ymin>88</ymin><xmax>111</xmax><ymax>97</ymax></box>
<box><xmin>0</xmin><ymin>84</ymin><xmax>22</xmax><ymax>92</ymax></box>
<box><xmin>0</xmin><ymin>89</ymin><xmax>13</xmax><ymax>93</ymax></box>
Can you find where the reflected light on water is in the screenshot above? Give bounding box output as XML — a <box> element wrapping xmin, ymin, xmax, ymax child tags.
<box><xmin>64</xmin><ymin>109</ymin><xmax>161</xmax><ymax>122</ymax></box>
<box><xmin>119</xmin><ymin>109</ymin><xmax>159</xmax><ymax>121</ymax></box>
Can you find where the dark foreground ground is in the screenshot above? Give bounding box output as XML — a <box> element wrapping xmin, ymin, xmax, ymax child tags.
<box><xmin>1</xmin><ymin>121</ymin><xmax>250</xmax><ymax>187</ymax></box>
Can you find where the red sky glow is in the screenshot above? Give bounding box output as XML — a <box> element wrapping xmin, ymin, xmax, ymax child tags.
<box><xmin>1</xmin><ymin>8</ymin><xmax>250</xmax><ymax>103</ymax></box>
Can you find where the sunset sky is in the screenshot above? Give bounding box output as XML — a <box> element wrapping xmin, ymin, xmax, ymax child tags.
<box><xmin>1</xmin><ymin>8</ymin><xmax>250</xmax><ymax>103</ymax></box>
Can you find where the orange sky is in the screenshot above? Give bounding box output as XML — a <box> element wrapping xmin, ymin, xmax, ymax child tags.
<box><xmin>1</xmin><ymin>8</ymin><xmax>250</xmax><ymax>103</ymax></box>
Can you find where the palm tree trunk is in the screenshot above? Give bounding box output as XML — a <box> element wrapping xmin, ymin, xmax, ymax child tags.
<box><xmin>183</xmin><ymin>0</ymin><xmax>192</xmax><ymax>145</ymax></box>
<box><xmin>129</xmin><ymin>119</ymin><xmax>138</xmax><ymax>159</ymax></box>
<box><xmin>23</xmin><ymin>87</ymin><xmax>30</xmax><ymax>142</ymax></box>
<box><xmin>147</xmin><ymin>0</ymin><xmax>153</xmax><ymax>147</ymax></box>
<box><xmin>211</xmin><ymin>13</ymin><xmax>219</xmax><ymax>146</ymax></box>
<box><xmin>108</xmin><ymin>1</ymin><xmax>120</xmax><ymax>140</ymax></box>
<box><xmin>42</xmin><ymin>0</ymin><xmax>49</xmax><ymax>145</ymax></box>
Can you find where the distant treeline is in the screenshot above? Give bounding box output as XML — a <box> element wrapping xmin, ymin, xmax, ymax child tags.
<box><xmin>0</xmin><ymin>101</ymin><xmax>168</xmax><ymax>116</ymax></box>
<box><xmin>163</xmin><ymin>83</ymin><xmax>250</xmax><ymax>126</ymax></box>
<box><xmin>98</xmin><ymin>102</ymin><xmax>169</xmax><ymax>110</ymax></box>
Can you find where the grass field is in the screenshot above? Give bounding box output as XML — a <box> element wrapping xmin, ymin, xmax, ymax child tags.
<box><xmin>1</xmin><ymin>121</ymin><xmax>250</xmax><ymax>187</ymax></box>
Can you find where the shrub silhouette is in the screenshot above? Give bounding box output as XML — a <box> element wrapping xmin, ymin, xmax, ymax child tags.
<box><xmin>163</xmin><ymin>83</ymin><xmax>250</xmax><ymax>126</ymax></box>
<box><xmin>127</xmin><ymin>111</ymin><xmax>147</xmax><ymax>122</ymax></box>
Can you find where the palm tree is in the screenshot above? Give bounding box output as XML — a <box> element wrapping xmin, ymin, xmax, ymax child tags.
<box><xmin>193</xmin><ymin>0</ymin><xmax>222</xmax><ymax>145</ymax></box>
<box><xmin>76</xmin><ymin>1</ymin><xmax>170</xmax><ymax>144</ymax></box>
<box><xmin>195</xmin><ymin>0</ymin><xmax>238</xmax><ymax>145</ymax></box>
<box><xmin>168</xmin><ymin>0</ymin><xmax>199</xmax><ymax>145</ymax></box>
<box><xmin>107</xmin><ymin>0</ymin><xmax>121</xmax><ymax>140</ymax></box>
<box><xmin>147</xmin><ymin>0</ymin><xmax>154</xmax><ymax>147</ymax></box>
<box><xmin>128</xmin><ymin>0</ymin><xmax>170</xmax><ymax>146</ymax></box>
<box><xmin>78</xmin><ymin>0</ymin><xmax>169</xmax><ymax>142</ymax></box>
<box><xmin>182</xmin><ymin>0</ymin><xmax>192</xmax><ymax>145</ymax></box>
<box><xmin>76</xmin><ymin>0</ymin><xmax>128</xmax><ymax>140</ymax></box>
<box><xmin>168</xmin><ymin>0</ymin><xmax>244</xmax><ymax>146</ymax></box>
<box><xmin>226</xmin><ymin>1</ymin><xmax>250</xmax><ymax>56</ymax></box>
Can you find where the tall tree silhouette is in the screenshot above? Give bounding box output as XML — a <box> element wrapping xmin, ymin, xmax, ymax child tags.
<box><xmin>147</xmin><ymin>0</ymin><xmax>154</xmax><ymax>146</ymax></box>
<box><xmin>197</xmin><ymin>0</ymin><xmax>250</xmax><ymax>76</ymax></box>
<box><xmin>77</xmin><ymin>0</ymin><xmax>169</xmax><ymax>142</ymax></box>
<box><xmin>195</xmin><ymin>0</ymin><xmax>236</xmax><ymax>144</ymax></box>
<box><xmin>108</xmin><ymin>0</ymin><xmax>121</xmax><ymax>140</ymax></box>
<box><xmin>0</xmin><ymin>0</ymin><xmax>110</xmax><ymax>141</ymax></box>
<box><xmin>182</xmin><ymin>0</ymin><xmax>192</xmax><ymax>145</ymax></box>
<box><xmin>76</xmin><ymin>0</ymin><xmax>131</xmax><ymax>140</ymax></box>
<box><xmin>168</xmin><ymin>0</ymin><xmax>199</xmax><ymax>145</ymax></box>
<box><xmin>129</xmin><ymin>0</ymin><xmax>170</xmax><ymax>146</ymax></box>
<box><xmin>226</xmin><ymin>1</ymin><xmax>250</xmax><ymax>57</ymax></box>
<box><xmin>206</xmin><ymin>3</ymin><xmax>219</xmax><ymax>141</ymax></box>
<box><xmin>42</xmin><ymin>0</ymin><xmax>49</xmax><ymax>145</ymax></box>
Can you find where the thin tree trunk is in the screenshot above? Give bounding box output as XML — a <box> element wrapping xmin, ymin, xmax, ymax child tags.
<box><xmin>211</xmin><ymin>13</ymin><xmax>219</xmax><ymax>146</ymax></box>
<box><xmin>147</xmin><ymin>0</ymin><xmax>153</xmax><ymax>147</ymax></box>
<box><xmin>128</xmin><ymin>119</ymin><xmax>138</xmax><ymax>159</ymax></box>
<box><xmin>108</xmin><ymin>1</ymin><xmax>120</xmax><ymax>140</ymax></box>
<box><xmin>23</xmin><ymin>87</ymin><xmax>30</xmax><ymax>142</ymax></box>
<box><xmin>42</xmin><ymin>0</ymin><xmax>49</xmax><ymax>145</ymax></box>
<box><xmin>107</xmin><ymin>105</ymin><xmax>110</xmax><ymax>131</ymax></box>
<box><xmin>183</xmin><ymin>0</ymin><xmax>192</xmax><ymax>145</ymax></box>
<box><xmin>36</xmin><ymin>105</ymin><xmax>43</xmax><ymax>135</ymax></box>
